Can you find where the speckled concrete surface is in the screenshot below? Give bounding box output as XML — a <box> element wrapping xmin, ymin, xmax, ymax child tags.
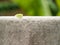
<box><xmin>0</xmin><ymin>16</ymin><xmax>60</xmax><ymax>45</ymax></box>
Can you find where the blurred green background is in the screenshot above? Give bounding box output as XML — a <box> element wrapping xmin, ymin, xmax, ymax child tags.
<box><xmin>0</xmin><ymin>0</ymin><xmax>60</xmax><ymax>16</ymax></box>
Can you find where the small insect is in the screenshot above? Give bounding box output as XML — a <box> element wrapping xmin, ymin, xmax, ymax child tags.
<box><xmin>15</xmin><ymin>14</ymin><xmax>23</xmax><ymax>18</ymax></box>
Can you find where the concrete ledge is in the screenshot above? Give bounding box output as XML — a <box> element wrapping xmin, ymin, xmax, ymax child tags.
<box><xmin>0</xmin><ymin>16</ymin><xmax>60</xmax><ymax>45</ymax></box>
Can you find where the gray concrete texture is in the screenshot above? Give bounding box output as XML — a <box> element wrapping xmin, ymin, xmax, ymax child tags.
<box><xmin>0</xmin><ymin>17</ymin><xmax>60</xmax><ymax>45</ymax></box>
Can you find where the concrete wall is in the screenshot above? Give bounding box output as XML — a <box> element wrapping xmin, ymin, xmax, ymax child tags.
<box><xmin>0</xmin><ymin>16</ymin><xmax>60</xmax><ymax>45</ymax></box>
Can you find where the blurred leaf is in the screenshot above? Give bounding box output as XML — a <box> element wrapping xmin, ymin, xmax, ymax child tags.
<box><xmin>11</xmin><ymin>0</ymin><xmax>52</xmax><ymax>16</ymax></box>
<box><xmin>0</xmin><ymin>2</ymin><xmax>19</xmax><ymax>12</ymax></box>
<box><xmin>55</xmin><ymin>0</ymin><xmax>60</xmax><ymax>16</ymax></box>
<box><xmin>48</xmin><ymin>0</ymin><xmax>58</xmax><ymax>16</ymax></box>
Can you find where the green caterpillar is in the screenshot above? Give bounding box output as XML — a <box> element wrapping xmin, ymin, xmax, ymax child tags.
<box><xmin>15</xmin><ymin>14</ymin><xmax>23</xmax><ymax>18</ymax></box>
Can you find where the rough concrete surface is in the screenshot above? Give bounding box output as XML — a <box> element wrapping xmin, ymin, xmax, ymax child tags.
<box><xmin>0</xmin><ymin>16</ymin><xmax>60</xmax><ymax>45</ymax></box>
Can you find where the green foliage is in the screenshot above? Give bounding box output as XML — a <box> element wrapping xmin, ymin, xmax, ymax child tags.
<box><xmin>55</xmin><ymin>0</ymin><xmax>60</xmax><ymax>16</ymax></box>
<box><xmin>48</xmin><ymin>0</ymin><xmax>58</xmax><ymax>16</ymax></box>
<box><xmin>12</xmin><ymin>0</ymin><xmax>53</xmax><ymax>16</ymax></box>
<box><xmin>0</xmin><ymin>2</ymin><xmax>19</xmax><ymax>12</ymax></box>
<box><xmin>0</xmin><ymin>0</ymin><xmax>60</xmax><ymax>16</ymax></box>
